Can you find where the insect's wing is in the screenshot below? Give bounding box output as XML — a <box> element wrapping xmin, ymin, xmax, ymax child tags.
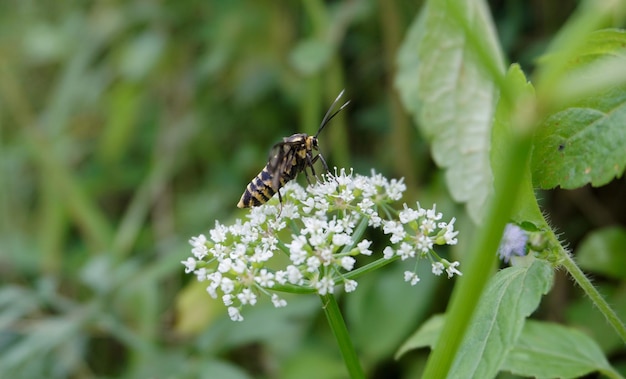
<box><xmin>266</xmin><ymin>142</ymin><xmax>291</xmax><ymax>190</ymax></box>
<box><xmin>267</xmin><ymin>142</ymin><xmax>285</xmax><ymax>172</ymax></box>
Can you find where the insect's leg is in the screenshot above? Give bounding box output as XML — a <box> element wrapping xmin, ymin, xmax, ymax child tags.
<box><xmin>314</xmin><ymin>153</ymin><xmax>330</xmax><ymax>174</ymax></box>
<box><xmin>302</xmin><ymin>153</ymin><xmax>314</xmax><ymax>185</ymax></box>
<box><xmin>311</xmin><ymin>153</ymin><xmax>333</xmax><ymax>182</ymax></box>
<box><xmin>276</xmin><ymin>189</ymin><xmax>283</xmax><ymax>217</ymax></box>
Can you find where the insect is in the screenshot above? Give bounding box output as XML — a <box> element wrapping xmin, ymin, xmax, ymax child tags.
<box><xmin>237</xmin><ymin>89</ymin><xmax>350</xmax><ymax>209</ymax></box>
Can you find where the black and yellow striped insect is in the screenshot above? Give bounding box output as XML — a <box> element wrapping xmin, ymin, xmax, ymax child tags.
<box><xmin>237</xmin><ymin>90</ymin><xmax>350</xmax><ymax>209</ymax></box>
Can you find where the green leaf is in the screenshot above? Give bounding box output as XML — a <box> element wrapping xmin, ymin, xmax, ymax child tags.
<box><xmin>395</xmin><ymin>314</ymin><xmax>444</xmax><ymax>358</ymax></box>
<box><xmin>576</xmin><ymin>226</ymin><xmax>626</xmax><ymax>279</ymax></box>
<box><xmin>448</xmin><ymin>258</ymin><xmax>553</xmax><ymax>379</ymax></box>
<box><xmin>395</xmin><ymin>258</ymin><xmax>554</xmax><ymax>378</ymax></box>
<box><xmin>531</xmin><ymin>29</ymin><xmax>626</xmax><ymax>189</ymax></box>
<box><xmin>502</xmin><ymin>320</ymin><xmax>617</xmax><ymax>379</ymax></box>
<box><xmin>346</xmin><ymin>262</ymin><xmax>437</xmax><ymax>362</ymax></box>
<box><xmin>395</xmin><ymin>0</ymin><xmax>505</xmax><ymax>223</ymax></box>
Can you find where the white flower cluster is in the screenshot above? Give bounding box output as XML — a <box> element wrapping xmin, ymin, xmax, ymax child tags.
<box><xmin>181</xmin><ymin>169</ymin><xmax>460</xmax><ymax>321</ymax></box>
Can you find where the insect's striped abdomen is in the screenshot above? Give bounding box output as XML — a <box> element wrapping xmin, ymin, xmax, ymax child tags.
<box><xmin>237</xmin><ymin>164</ymin><xmax>288</xmax><ymax>208</ymax></box>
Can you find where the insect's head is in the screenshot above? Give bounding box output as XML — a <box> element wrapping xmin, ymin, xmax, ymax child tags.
<box><xmin>314</xmin><ymin>89</ymin><xmax>350</xmax><ymax>139</ymax></box>
<box><xmin>305</xmin><ymin>135</ymin><xmax>319</xmax><ymax>151</ymax></box>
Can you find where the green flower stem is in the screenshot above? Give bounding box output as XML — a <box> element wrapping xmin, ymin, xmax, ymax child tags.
<box><xmin>320</xmin><ymin>293</ymin><xmax>364</xmax><ymax>379</ymax></box>
<box><xmin>345</xmin><ymin>256</ymin><xmax>397</xmax><ymax>279</ymax></box>
<box><xmin>560</xmin><ymin>248</ymin><xmax>626</xmax><ymax>344</ymax></box>
<box><xmin>422</xmin><ymin>124</ymin><xmax>534</xmax><ymax>377</ymax></box>
<box><xmin>270</xmin><ymin>256</ymin><xmax>398</xmax><ymax>294</ymax></box>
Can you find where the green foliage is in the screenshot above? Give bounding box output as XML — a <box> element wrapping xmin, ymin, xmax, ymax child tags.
<box><xmin>396</xmin><ymin>0</ymin><xmax>504</xmax><ymax>223</ymax></box>
<box><xmin>2</xmin><ymin>0</ymin><xmax>626</xmax><ymax>378</ymax></box>
<box><xmin>346</xmin><ymin>262</ymin><xmax>438</xmax><ymax>362</ymax></box>
<box><xmin>502</xmin><ymin>320</ymin><xmax>617</xmax><ymax>378</ymax></box>
<box><xmin>577</xmin><ymin>226</ymin><xmax>626</xmax><ymax>279</ymax></box>
<box><xmin>397</xmin><ymin>257</ymin><xmax>553</xmax><ymax>378</ymax></box>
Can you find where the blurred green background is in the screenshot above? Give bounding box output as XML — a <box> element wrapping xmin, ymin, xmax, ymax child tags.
<box><xmin>1</xmin><ymin>0</ymin><xmax>624</xmax><ymax>378</ymax></box>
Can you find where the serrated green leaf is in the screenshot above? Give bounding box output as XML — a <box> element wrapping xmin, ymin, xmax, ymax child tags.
<box><xmin>531</xmin><ymin>29</ymin><xmax>626</xmax><ymax>189</ymax></box>
<box><xmin>531</xmin><ymin>86</ymin><xmax>626</xmax><ymax>189</ymax></box>
<box><xmin>577</xmin><ymin>226</ymin><xmax>626</xmax><ymax>279</ymax></box>
<box><xmin>502</xmin><ymin>320</ymin><xmax>617</xmax><ymax>379</ymax></box>
<box><xmin>395</xmin><ymin>0</ymin><xmax>505</xmax><ymax>223</ymax></box>
<box><xmin>447</xmin><ymin>258</ymin><xmax>553</xmax><ymax>379</ymax></box>
<box><xmin>395</xmin><ymin>258</ymin><xmax>554</xmax><ymax>377</ymax></box>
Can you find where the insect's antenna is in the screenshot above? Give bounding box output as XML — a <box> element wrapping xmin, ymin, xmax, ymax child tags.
<box><xmin>315</xmin><ymin>89</ymin><xmax>350</xmax><ymax>138</ymax></box>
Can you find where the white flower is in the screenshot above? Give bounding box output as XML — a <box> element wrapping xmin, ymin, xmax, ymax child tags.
<box><xmin>220</xmin><ymin>277</ymin><xmax>235</xmax><ymax>294</ymax></box>
<box><xmin>416</xmin><ymin>234</ymin><xmax>434</xmax><ymax>254</ymax></box>
<box><xmin>340</xmin><ymin>256</ymin><xmax>356</xmax><ymax>271</ymax></box>
<box><xmin>307</xmin><ymin>256</ymin><xmax>321</xmax><ymax>272</ymax></box>
<box><xmin>344</xmin><ymin>279</ymin><xmax>358</xmax><ymax>292</ymax></box>
<box><xmin>338</xmin><ymin>189</ymin><xmax>355</xmax><ymax>203</ymax></box>
<box><xmin>189</xmin><ymin>234</ymin><xmax>207</xmax><ymax>247</ymax></box>
<box><xmin>358</xmin><ymin>198</ymin><xmax>375</xmax><ymax>213</ymax></box>
<box><xmin>332</xmin><ymin>233</ymin><xmax>352</xmax><ymax>247</ymax></box>
<box><xmin>206</xmin><ymin>283</ymin><xmax>218</xmax><ymax>298</ymax></box>
<box><xmin>181</xmin><ymin>257</ymin><xmax>196</xmax><ymax>273</ymax></box>
<box><xmin>228</xmin><ymin>307</ymin><xmax>244</xmax><ymax>322</ymax></box>
<box><xmin>271</xmin><ymin>294</ymin><xmax>287</xmax><ymax>308</ymax></box>
<box><xmin>357</xmin><ymin>239</ymin><xmax>372</xmax><ymax>256</ymax></box>
<box><xmin>254</xmin><ymin>269</ymin><xmax>275</xmax><ymax>288</ymax></box>
<box><xmin>368</xmin><ymin>214</ymin><xmax>382</xmax><ymax>228</ymax></box>
<box><xmin>206</xmin><ymin>272</ymin><xmax>222</xmax><ymax>298</ymax></box>
<box><xmin>383</xmin><ymin>220</ymin><xmax>406</xmax><ymax>243</ymax></box>
<box><xmin>426</xmin><ymin>204</ymin><xmax>442</xmax><ymax>222</ymax></box>
<box><xmin>217</xmin><ymin>258</ymin><xmax>232</xmax><ymax>273</ymax></box>
<box><xmin>275</xmin><ymin>270</ymin><xmax>288</xmax><ymax>285</ymax></box>
<box><xmin>247</xmin><ymin>206</ymin><xmax>267</xmax><ymax>225</ymax></box>
<box><xmin>445</xmin><ymin>261</ymin><xmax>463</xmax><ymax>278</ymax></box>
<box><xmin>387</xmin><ymin>178</ymin><xmax>406</xmax><ymax>200</ymax></box>
<box><xmin>286</xmin><ymin>265</ymin><xmax>304</xmax><ymax>285</ymax></box>
<box><xmin>230</xmin><ymin>258</ymin><xmax>247</xmax><ymax>274</ymax></box>
<box><xmin>420</xmin><ymin>218</ymin><xmax>437</xmax><ymax>234</ymax></box>
<box><xmin>301</xmin><ymin>198</ymin><xmax>315</xmax><ymax>214</ymax></box>
<box><xmin>183</xmin><ymin>169</ymin><xmax>460</xmax><ymax>322</ymax></box>
<box><xmin>432</xmin><ymin>262</ymin><xmax>444</xmax><ymax>276</ymax></box>
<box><xmin>237</xmin><ymin>288</ymin><xmax>257</xmax><ymax>305</ymax></box>
<box><xmin>223</xmin><ymin>294</ymin><xmax>234</xmax><ymax>306</ymax></box>
<box><xmin>210</xmin><ymin>222</ymin><xmax>228</xmax><ymax>243</ymax></box>
<box><xmin>194</xmin><ymin>268</ymin><xmax>208</xmax><ymax>281</ymax></box>
<box><xmin>189</xmin><ymin>234</ymin><xmax>209</xmax><ymax>259</ymax></box>
<box><xmin>399</xmin><ymin>203</ymin><xmax>419</xmax><ymax>224</ymax></box>
<box><xmin>287</xmin><ymin>235</ymin><xmax>308</xmax><ymax>265</ymax></box>
<box><xmin>404</xmin><ymin>271</ymin><xmax>420</xmax><ymax>286</ymax></box>
<box><xmin>440</xmin><ymin>218</ymin><xmax>459</xmax><ymax>245</ymax></box>
<box><xmin>280</xmin><ymin>202</ymin><xmax>299</xmax><ymax>219</ymax></box>
<box><xmin>397</xmin><ymin>242</ymin><xmax>415</xmax><ymax>260</ymax></box>
<box><xmin>383</xmin><ymin>246</ymin><xmax>395</xmax><ymax>259</ymax></box>
<box><xmin>316</xmin><ymin>277</ymin><xmax>335</xmax><ymax>295</ymax></box>
<box><xmin>333</xmin><ymin>167</ymin><xmax>354</xmax><ymax>185</ymax></box>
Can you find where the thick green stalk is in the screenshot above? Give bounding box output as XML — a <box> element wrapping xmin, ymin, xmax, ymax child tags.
<box><xmin>422</xmin><ymin>127</ymin><xmax>534</xmax><ymax>378</ymax></box>
<box><xmin>320</xmin><ymin>294</ymin><xmax>364</xmax><ymax>379</ymax></box>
